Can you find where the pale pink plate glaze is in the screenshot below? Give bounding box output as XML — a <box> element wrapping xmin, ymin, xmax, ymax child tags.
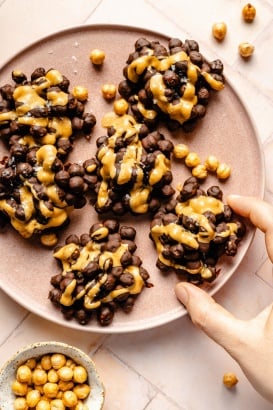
<box><xmin>0</xmin><ymin>25</ymin><xmax>264</xmax><ymax>333</ymax></box>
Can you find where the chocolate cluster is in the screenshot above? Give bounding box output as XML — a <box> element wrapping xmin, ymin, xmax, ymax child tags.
<box><xmin>118</xmin><ymin>37</ymin><xmax>225</xmax><ymax>131</ymax></box>
<box><xmin>0</xmin><ymin>68</ymin><xmax>96</xmax><ymax>241</ymax></box>
<box><xmin>83</xmin><ymin>113</ymin><xmax>175</xmax><ymax>216</ymax></box>
<box><xmin>48</xmin><ymin>219</ymin><xmax>152</xmax><ymax>326</ymax></box>
<box><xmin>150</xmin><ymin>177</ymin><xmax>246</xmax><ymax>284</ymax></box>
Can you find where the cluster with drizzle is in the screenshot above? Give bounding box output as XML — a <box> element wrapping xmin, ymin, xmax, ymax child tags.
<box><xmin>48</xmin><ymin>219</ymin><xmax>152</xmax><ymax>326</ymax></box>
<box><xmin>118</xmin><ymin>37</ymin><xmax>224</xmax><ymax>131</ymax></box>
<box><xmin>84</xmin><ymin>112</ymin><xmax>175</xmax><ymax>216</ymax></box>
<box><xmin>150</xmin><ymin>177</ymin><xmax>246</xmax><ymax>283</ymax></box>
<box><xmin>0</xmin><ymin>68</ymin><xmax>96</xmax><ymax>243</ymax></box>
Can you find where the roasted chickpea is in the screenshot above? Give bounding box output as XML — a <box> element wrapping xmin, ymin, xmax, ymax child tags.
<box><xmin>212</xmin><ymin>22</ymin><xmax>227</xmax><ymax>41</ymax></box>
<box><xmin>72</xmin><ymin>86</ymin><xmax>89</xmax><ymax>102</ymax></box>
<box><xmin>32</xmin><ymin>368</ymin><xmax>47</xmax><ymax>385</ymax></box>
<box><xmin>73</xmin><ymin>383</ymin><xmax>91</xmax><ymax>399</ymax></box>
<box><xmin>51</xmin><ymin>354</ymin><xmax>66</xmax><ymax>370</ymax></box>
<box><xmin>223</xmin><ymin>372</ymin><xmax>238</xmax><ymax>388</ymax></box>
<box><xmin>173</xmin><ymin>143</ymin><xmax>189</xmax><ymax>159</ymax></box>
<box><xmin>24</xmin><ymin>358</ymin><xmax>36</xmax><ymax>370</ymax></box>
<box><xmin>26</xmin><ymin>389</ymin><xmax>41</xmax><ymax>407</ymax></box>
<box><xmin>101</xmin><ymin>84</ymin><xmax>117</xmax><ymax>100</ymax></box>
<box><xmin>40</xmin><ymin>233</ymin><xmax>58</xmax><ymax>248</ymax></box>
<box><xmin>204</xmin><ymin>155</ymin><xmax>219</xmax><ymax>172</ymax></box>
<box><xmin>50</xmin><ymin>399</ymin><xmax>65</xmax><ymax>410</ymax></box>
<box><xmin>192</xmin><ymin>164</ymin><xmax>208</xmax><ymax>180</ymax></box>
<box><xmin>41</xmin><ymin>355</ymin><xmax>52</xmax><ymax>371</ymax></box>
<box><xmin>12</xmin><ymin>380</ymin><xmax>28</xmax><ymax>396</ymax></box>
<box><xmin>58</xmin><ymin>380</ymin><xmax>74</xmax><ymax>392</ymax></box>
<box><xmin>43</xmin><ymin>382</ymin><xmax>59</xmax><ymax>398</ymax></box>
<box><xmin>90</xmin><ymin>49</ymin><xmax>105</xmax><ymax>65</ymax></box>
<box><xmin>48</xmin><ymin>368</ymin><xmax>59</xmax><ymax>383</ymax></box>
<box><xmin>242</xmin><ymin>3</ymin><xmax>256</xmax><ymax>22</ymax></box>
<box><xmin>16</xmin><ymin>365</ymin><xmax>32</xmax><ymax>383</ymax></box>
<box><xmin>73</xmin><ymin>366</ymin><xmax>88</xmax><ymax>384</ymax></box>
<box><xmin>216</xmin><ymin>163</ymin><xmax>231</xmax><ymax>179</ymax></box>
<box><xmin>14</xmin><ymin>397</ymin><xmax>28</xmax><ymax>410</ymax></box>
<box><xmin>36</xmin><ymin>399</ymin><xmax>51</xmax><ymax>410</ymax></box>
<box><xmin>239</xmin><ymin>42</ymin><xmax>255</xmax><ymax>58</ymax></box>
<box><xmin>74</xmin><ymin>401</ymin><xmax>89</xmax><ymax>410</ymax></box>
<box><xmin>113</xmin><ymin>98</ymin><xmax>129</xmax><ymax>115</ymax></box>
<box><xmin>62</xmin><ymin>390</ymin><xmax>78</xmax><ymax>406</ymax></box>
<box><xmin>57</xmin><ymin>366</ymin><xmax>73</xmax><ymax>381</ymax></box>
<box><xmin>185</xmin><ymin>152</ymin><xmax>201</xmax><ymax>168</ymax></box>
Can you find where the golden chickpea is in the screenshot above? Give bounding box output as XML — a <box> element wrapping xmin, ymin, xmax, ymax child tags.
<box><xmin>101</xmin><ymin>84</ymin><xmax>117</xmax><ymax>100</ymax></box>
<box><xmin>51</xmin><ymin>354</ymin><xmax>66</xmax><ymax>370</ymax></box>
<box><xmin>36</xmin><ymin>399</ymin><xmax>51</xmax><ymax>410</ymax></box>
<box><xmin>14</xmin><ymin>397</ymin><xmax>28</xmax><ymax>410</ymax></box>
<box><xmin>48</xmin><ymin>368</ymin><xmax>59</xmax><ymax>383</ymax></box>
<box><xmin>239</xmin><ymin>42</ymin><xmax>255</xmax><ymax>58</ymax></box>
<box><xmin>204</xmin><ymin>155</ymin><xmax>219</xmax><ymax>172</ymax></box>
<box><xmin>74</xmin><ymin>401</ymin><xmax>89</xmax><ymax>410</ymax></box>
<box><xmin>73</xmin><ymin>383</ymin><xmax>91</xmax><ymax>400</ymax></box>
<box><xmin>58</xmin><ymin>380</ymin><xmax>74</xmax><ymax>392</ymax></box>
<box><xmin>73</xmin><ymin>366</ymin><xmax>88</xmax><ymax>384</ymax></box>
<box><xmin>16</xmin><ymin>365</ymin><xmax>32</xmax><ymax>384</ymax></box>
<box><xmin>191</xmin><ymin>164</ymin><xmax>208</xmax><ymax>180</ymax></box>
<box><xmin>32</xmin><ymin>368</ymin><xmax>47</xmax><ymax>385</ymax></box>
<box><xmin>40</xmin><ymin>233</ymin><xmax>58</xmax><ymax>247</ymax></box>
<box><xmin>89</xmin><ymin>49</ymin><xmax>106</xmax><ymax>65</ymax></box>
<box><xmin>43</xmin><ymin>382</ymin><xmax>59</xmax><ymax>398</ymax></box>
<box><xmin>50</xmin><ymin>399</ymin><xmax>65</xmax><ymax>410</ymax></box>
<box><xmin>34</xmin><ymin>384</ymin><xmax>44</xmax><ymax>394</ymax></box>
<box><xmin>242</xmin><ymin>3</ymin><xmax>256</xmax><ymax>22</ymax></box>
<box><xmin>57</xmin><ymin>366</ymin><xmax>73</xmax><ymax>381</ymax></box>
<box><xmin>216</xmin><ymin>163</ymin><xmax>231</xmax><ymax>179</ymax></box>
<box><xmin>212</xmin><ymin>22</ymin><xmax>227</xmax><ymax>41</ymax></box>
<box><xmin>72</xmin><ymin>86</ymin><xmax>89</xmax><ymax>102</ymax></box>
<box><xmin>173</xmin><ymin>143</ymin><xmax>189</xmax><ymax>159</ymax></box>
<box><xmin>223</xmin><ymin>372</ymin><xmax>238</xmax><ymax>388</ymax></box>
<box><xmin>113</xmin><ymin>98</ymin><xmax>129</xmax><ymax>115</ymax></box>
<box><xmin>185</xmin><ymin>152</ymin><xmax>201</xmax><ymax>168</ymax></box>
<box><xmin>26</xmin><ymin>389</ymin><xmax>41</xmax><ymax>407</ymax></box>
<box><xmin>41</xmin><ymin>355</ymin><xmax>52</xmax><ymax>371</ymax></box>
<box><xmin>24</xmin><ymin>358</ymin><xmax>36</xmax><ymax>370</ymax></box>
<box><xmin>12</xmin><ymin>380</ymin><xmax>28</xmax><ymax>396</ymax></box>
<box><xmin>62</xmin><ymin>390</ymin><xmax>78</xmax><ymax>406</ymax></box>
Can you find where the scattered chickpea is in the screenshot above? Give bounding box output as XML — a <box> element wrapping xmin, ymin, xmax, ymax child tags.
<box><xmin>192</xmin><ymin>164</ymin><xmax>208</xmax><ymax>180</ymax></box>
<box><xmin>239</xmin><ymin>42</ymin><xmax>255</xmax><ymax>58</ymax></box>
<box><xmin>242</xmin><ymin>3</ymin><xmax>256</xmax><ymax>22</ymax></box>
<box><xmin>173</xmin><ymin>143</ymin><xmax>189</xmax><ymax>159</ymax></box>
<box><xmin>185</xmin><ymin>152</ymin><xmax>201</xmax><ymax>168</ymax></box>
<box><xmin>216</xmin><ymin>162</ymin><xmax>231</xmax><ymax>179</ymax></box>
<box><xmin>212</xmin><ymin>22</ymin><xmax>227</xmax><ymax>41</ymax></box>
<box><xmin>72</xmin><ymin>86</ymin><xmax>89</xmax><ymax>102</ymax></box>
<box><xmin>89</xmin><ymin>48</ymin><xmax>106</xmax><ymax>65</ymax></box>
<box><xmin>223</xmin><ymin>372</ymin><xmax>238</xmax><ymax>388</ymax></box>
<box><xmin>204</xmin><ymin>155</ymin><xmax>220</xmax><ymax>172</ymax></box>
<box><xmin>101</xmin><ymin>83</ymin><xmax>117</xmax><ymax>100</ymax></box>
<box><xmin>113</xmin><ymin>98</ymin><xmax>129</xmax><ymax>115</ymax></box>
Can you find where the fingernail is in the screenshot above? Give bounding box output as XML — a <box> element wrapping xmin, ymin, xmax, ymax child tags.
<box><xmin>175</xmin><ymin>283</ymin><xmax>189</xmax><ymax>306</ymax></box>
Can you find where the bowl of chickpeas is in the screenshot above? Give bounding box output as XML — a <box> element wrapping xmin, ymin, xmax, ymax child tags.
<box><xmin>0</xmin><ymin>341</ymin><xmax>105</xmax><ymax>409</ymax></box>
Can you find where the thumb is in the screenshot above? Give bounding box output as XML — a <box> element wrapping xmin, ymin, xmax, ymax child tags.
<box><xmin>175</xmin><ymin>282</ymin><xmax>247</xmax><ymax>357</ymax></box>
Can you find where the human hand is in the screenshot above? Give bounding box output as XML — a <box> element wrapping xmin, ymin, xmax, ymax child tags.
<box><xmin>175</xmin><ymin>195</ymin><xmax>273</xmax><ymax>402</ymax></box>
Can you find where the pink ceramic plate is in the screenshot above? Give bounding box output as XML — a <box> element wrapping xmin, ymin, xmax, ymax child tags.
<box><xmin>0</xmin><ymin>25</ymin><xmax>264</xmax><ymax>333</ymax></box>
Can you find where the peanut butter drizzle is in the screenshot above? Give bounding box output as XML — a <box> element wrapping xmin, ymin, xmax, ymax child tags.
<box><xmin>99</xmin><ymin>113</ymin><xmax>171</xmax><ymax>214</ymax></box>
<box><xmin>151</xmin><ymin>195</ymin><xmax>238</xmax><ymax>277</ymax></box>
<box><xmin>127</xmin><ymin>50</ymin><xmax>224</xmax><ymax>124</ymax></box>
<box><xmin>54</xmin><ymin>234</ymin><xmax>145</xmax><ymax>310</ymax></box>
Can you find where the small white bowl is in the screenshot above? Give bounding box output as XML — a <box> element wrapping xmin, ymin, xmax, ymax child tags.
<box><xmin>0</xmin><ymin>341</ymin><xmax>105</xmax><ymax>409</ymax></box>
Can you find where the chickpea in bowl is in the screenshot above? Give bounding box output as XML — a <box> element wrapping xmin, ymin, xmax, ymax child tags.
<box><xmin>0</xmin><ymin>341</ymin><xmax>105</xmax><ymax>409</ymax></box>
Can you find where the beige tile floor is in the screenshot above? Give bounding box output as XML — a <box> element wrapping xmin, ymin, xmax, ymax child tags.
<box><xmin>1</xmin><ymin>0</ymin><xmax>273</xmax><ymax>409</ymax></box>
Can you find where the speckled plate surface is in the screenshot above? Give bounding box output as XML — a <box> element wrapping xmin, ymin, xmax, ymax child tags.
<box><xmin>0</xmin><ymin>25</ymin><xmax>264</xmax><ymax>333</ymax></box>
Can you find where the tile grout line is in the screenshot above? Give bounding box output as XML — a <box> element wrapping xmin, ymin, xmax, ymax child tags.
<box><xmin>0</xmin><ymin>311</ymin><xmax>30</xmax><ymax>349</ymax></box>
